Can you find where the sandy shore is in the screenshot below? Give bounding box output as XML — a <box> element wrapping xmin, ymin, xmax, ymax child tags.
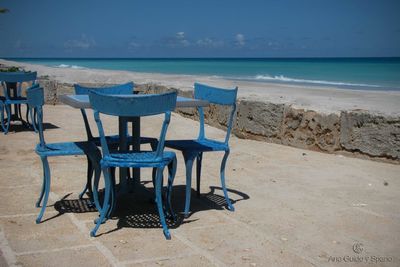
<box><xmin>1</xmin><ymin>59</ymin><xmax>400</xmax><ymax>116</ymax></box>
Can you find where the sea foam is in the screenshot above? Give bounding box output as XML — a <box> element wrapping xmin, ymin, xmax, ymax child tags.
<box><xmin>254</xmin><ymin>74</ymin><xmax>381</xmax><ymax>88</ymax></box>
<box><xmin>56</xmin><ymin>64</ymin><xmax>84</xmax><ymax>69</ymax></box>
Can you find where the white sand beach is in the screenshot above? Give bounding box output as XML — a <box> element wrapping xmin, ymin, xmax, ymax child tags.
<box><xmin>2</xmin><ymin>59</ymin><xmax>400</xmax><ymax>116</ymax></box>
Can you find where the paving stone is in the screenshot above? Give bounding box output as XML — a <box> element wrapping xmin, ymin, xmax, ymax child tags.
<box><xmin>0</xmin><ymin>187</ymin><xmax>43</xmax><ymax>216</ymax></box>
<box><xmin>16</xmin><ymin>246</ymin><xmax>111</xmax><ymax>267</ymax></box>
<box><xmin>178</xmin><ymin>224</ymin><xmax>313</xmax><ymax>266</ymax></box>
<box><xmin>88</xmin><ymin>221</ymin><xmax>192</xmax><ymax>263</ymax></box>
<box><xmin>0</xmin><ymin>215</ymin><xmax>90</xmax><ymax>254</ymax></box>
<box><xmin>124</xmin><ymin>254</ymin><xmax>215</xmax><ymax>267</ymax></box>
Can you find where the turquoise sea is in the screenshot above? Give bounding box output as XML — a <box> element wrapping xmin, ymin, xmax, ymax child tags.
<box><xmin>8</xmin><ymin>58</ymin><xmax>400</xmax><ymax>91</ymax></box>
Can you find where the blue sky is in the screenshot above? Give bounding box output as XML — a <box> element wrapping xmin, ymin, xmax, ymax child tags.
<box><xmin>0</xmin><ymin>0</ymin><xmax>399</xmax><ymax>58</ymax></box>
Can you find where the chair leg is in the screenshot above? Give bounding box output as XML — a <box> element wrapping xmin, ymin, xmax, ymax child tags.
<box><xmin>17</xmin><ymin>104</ymin><xmax>22</xmax><ymax>119</ymax></box>
<box><xmin>36</xmin><ymin>156</ymin><xmax>51</xmax><ymax>223</ymax></box>
<box><xmin>107</xmin><ymin>168</ymin><xmax>117</xmax><ymax>219</ymax></box>
<box><xmin>18</xmin><ymin>104</ymin><xmax>26</xmax><ymax>126</ymax></box>
<box><xmin>87</xmin><ymin>149</ymin><xmax>107</xmax><ymax>214</ymax></box>
<box><xmin>30</xmin><ymin>108</ymin><xmax>39</xmax><ymax>133</ymax></box>
<box><xmin>182</xmin><ymin>151</ymin><xmax>197</xmax><ymax>218</ymax></box>
<box><xmin>0</xmin><ymin>104</ymin><xmax>6</xmax><ymax>132</ymax></box>
<box><xmin>87</xmin><ymin>148</ymin><xmax>102</xmax><ymax>210</ymax></box>
<box><xmin>220</xmin><ymin>151</ymin><xmax>234</xmax><ymax>211</ymax></box>
<box><xmin>3</xmin><ymin>104</ymin><xmax>11</xmax><ymax>134</ymax></box>
<box><xmin>166</xmin><ymin>157</ymin><xmax>177</xmax><ymax>220</ymax></box>
<box><xmin>196</xmin><ymin>152</ymin><xmax>203</xmax><ymax>198</ymax></box>
<box><xmin>91</xmin><ymin>160</ymin><xmax>102</xmax><ymax>212</ymax></box>
<box><xmin>79</xmin><ymin>156</ymin><xmax>93</xmax><ymax>200</ymax></box>
<box><xmin>91</xmin><ymin>167</ymin><xmax>112</xmax><ymax>237</ymax></box>
<box><xmin>150</xmin><ymin>140</ymin><xmax>158</xmax><ymax>186</ymax></box>
<box><xmin>27</xmin><ymin>105</ymin><xmax>38</xmax><ymax>132</ymax></box>
<box><xmin>25</xmin><ymin>104</ymin><xmax>30</xmax><ymax>125</ymax></box>
<box><xmin>155</xmin><ymin>166</ymin><xmax>171</xmax><ymax>240</ymax></box>
<box><xmin>35</xmin><ymin>168</ymin><xmax>46</xmax><ymax>208</ymax></box>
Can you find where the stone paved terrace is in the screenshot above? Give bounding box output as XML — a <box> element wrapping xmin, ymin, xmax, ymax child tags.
<box><xmin>0</xmin><ymin>105</ymin><xmax>399</xmax><ymax>267</ymax></box>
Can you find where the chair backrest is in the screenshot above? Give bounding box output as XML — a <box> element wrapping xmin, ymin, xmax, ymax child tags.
<box><xmin>194</xmin><ymin>83</ymin><xmax>238</xmax><ymax>144</ymax></box>
<box><xmin>74</xmin><ymin>82</ymin><xmax>134</xmax><ymax>95</ymax></box>
<box><xmin>89</xmin><ymin>91</ymin><xmax>177</xmax><ymax>157</ymax></box>
<box><xmin>0</xmin><ymin>71</ymin><xmax>37</xmax><ymax>98</ymax></box>
<box><xmin>26</xmin><ymin>86</ymin><xmax>46</xmax><ymax>148</ymax></box>
<box><xmin>0</xmin><ymin>71</ymin><xmax>37</xmax><ymax>83</ymax></box>
<box><xmin>74</xmin><ymin>82</ymin><xmax>134</xmax><ymax>140</ymax></box>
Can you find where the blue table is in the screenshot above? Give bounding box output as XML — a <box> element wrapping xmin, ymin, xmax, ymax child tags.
<box><xmin>60</xmin><ymin>94</ymin><xmax>209</xmax><ymax>109</ymax></box>
<box><xmin>59</xmin><ymin>94</ymin><xmax>208</xmax><ymax>187</ymax></box>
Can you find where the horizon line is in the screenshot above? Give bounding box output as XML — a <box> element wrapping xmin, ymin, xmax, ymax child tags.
<box><xmin>3</xmin><ymin>56</ymin><xmax>400</xmax><ymax>60</ymax></box>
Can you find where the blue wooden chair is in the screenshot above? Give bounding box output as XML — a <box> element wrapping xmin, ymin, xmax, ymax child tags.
<box><xmin>0</xmin><ymin>71</ymin><xmax>37</xmax><ymax>134</ymax></box>
<box><xmin>0</xmin><ymin>96</ymin><xmax>5</xmax><ymax>131</ymax></box>
<box><xmin>89</xmin><ymin>90</ymin><xmax>178</xmax><ymax>239</ymax></box>
<box><xmin>165</xmin><ymin>83</ymin><xmax>238</xmax><ymax>218</ymax></box>
<box><xmin>26</xmin><ymin>86</ymin><xmax>102</xmax><ymax>224</ymax></box>
<box><xmin>74</xmin><ymin>82</ymin><xmax>158</xmax><ymax>200</ymax></box>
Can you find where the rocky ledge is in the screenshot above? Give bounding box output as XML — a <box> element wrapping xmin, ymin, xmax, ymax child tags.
<box><xmin>37</xmin><ymin>77</ymin><xmax>400</xmax><ymax>161</ymax></box>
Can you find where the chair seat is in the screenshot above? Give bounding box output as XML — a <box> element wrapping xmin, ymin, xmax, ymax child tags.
<box><xmin>165</xmin><ymin>139</ymin><xmax>228</xmax><ymax>152</ymax></box>
<box><xmin>5</xmin><ymin>96</ymin><xmax>28</xmax><ymax>104</ymax></box>
<box><xmin>35</xmin><ymin>141</ymin><xmax>97</xmax><ymax>157</ymax></box>
<box><xmin>91</xmin><ymin>135</ymin><xmax>157</xmax><ymax>147</ymax></box>
<box><xmin>102</xmin><ymin>151</ymin><xmax>176</xmax><ymax>168</ymax></box>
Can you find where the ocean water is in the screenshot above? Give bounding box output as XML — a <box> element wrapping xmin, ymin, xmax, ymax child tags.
<box><xmin>8</xmin><ymin>58</ymin><xmax>400</xmax><ymax>91</ymax></box>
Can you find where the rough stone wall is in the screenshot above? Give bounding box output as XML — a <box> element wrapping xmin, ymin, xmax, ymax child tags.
<box><xmin>235</xmin><ymin>100</ymin><xmax>285</xmax><ymax>140</ymax></box>
<box><xmin>37</xmin><ymin>78</ymin><xmax>58</xmax><ymax>104</ymax></box>
<box><xmin>37</xmin><ymin>77</ymin><xmax>73</xmax><ymax>104</ymax></box>
<box><xmin>280</xmin><ymin>108</ymin><xmax>341</xmax><ymax>153</ymax></box>
<box><xmin>340</xmin><ymin>111</ymin><xmax>400</xmax><ymax>159</ymax></box>
<box><xmin>38</xmin><ymin>78</ymin><xmax>400</xmax><ymax>161</ymax></box>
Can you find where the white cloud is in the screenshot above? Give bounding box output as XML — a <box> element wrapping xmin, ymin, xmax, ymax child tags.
<box><xmin>235</xmin><ymin>33</ymin><xmax>245</xmax><ymax>47</ymax></box>
<box><xmin>64</xmin><ymin>34</ymin><xmax>96</xmax><ymax>49</ymax></box>
<box><xmin>128</xmin><ymin>40</ymin><xmax>141</xmax><ymax>49</ymax></box>
<box><xmin>175</xmin><ymin>32</ymin><xmax>190</xmax><ymax>47</ymax></box>
<box><xmin>196</xmin><ymin>38</ymin><xmax>224</xmax><ymax>48</ymax></box>
<box><xmin>176</xmin><ymin>32</ymin><xmax>185</xmax><ymax>38</ymax></box>
<box><xmin>162</xmin><ymin>32</ymin><xmax>190</xmax><ymax>48</ymax></box>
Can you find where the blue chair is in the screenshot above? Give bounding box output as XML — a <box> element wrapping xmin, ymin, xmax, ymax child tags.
<box><xmin>74</xmin><ymin>82</ymin><xmax>158</xmax><ymax>200</ymax></box>
<box><xmin>0</xmin><ymin>71</ymin><xmax>37</xmax><ymax>134</ymax></box>
<box><xmin>26</xmin><ymin>86</ymin><xmax>102</xmax><ymax>224</ymax></box>
<box><xmin>0</xmin><ymin>96</ymin><xmax>5</xmax><ymax>130</ymax></box>
<box><xmin>89</xmin><ymin>90</ymin><xmax>178</xmax><ymax>239</ymax></box>
<box><xmin>165</xmin><ymin>83</ymin><xmax>238</xmax><ymax>217</ymax></box>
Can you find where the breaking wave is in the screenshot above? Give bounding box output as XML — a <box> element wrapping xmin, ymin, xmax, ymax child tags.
<box><xmin>56</xmin><ymin>64</ymin><xmax>84</xmax><ymax>69</ymax></box>
<box><xmin>253</xmin><ymin>74</ymin><xmax>381</xmax><ymax>88</ymax></box>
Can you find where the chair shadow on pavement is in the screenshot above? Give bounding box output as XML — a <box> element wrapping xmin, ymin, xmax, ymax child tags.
<box><xmin>190</xmin><ymin>185</ymin><xmax>250</xmax><ymax>215</ymax></box>
<box><xmin>52</xmin><ymin>182</ymin><xmax>250</xmax><ymax>236</ymax></box>
<box><xmin>6</xmin><ymin>122</ymin><xmax>59</xmax><ymax>133</ymax></box>
<box><xmin>54</xmin><ymin>193</ymin><xmax>98</xmax><ymax>214</ymax></box>
<box><xmin>40</xmin><ymin>193</ymin><xmax>96</xmax><ymax>223</ymax></box>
